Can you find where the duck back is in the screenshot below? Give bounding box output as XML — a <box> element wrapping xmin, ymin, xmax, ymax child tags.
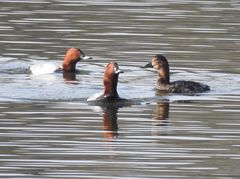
<box><xmin>169</xmin><ymin>80</ymin><xmax>210</xmax><ymax>93</ymax></box>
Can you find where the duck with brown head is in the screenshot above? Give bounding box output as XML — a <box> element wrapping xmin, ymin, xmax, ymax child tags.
<box><xmin>30</xmin><ymin>48</ymin><xmax>91</xmax><ymax>75</ymax></box>
<box><xmin>144</xmin><ymin>54</ymin><xmax>210</xmax><ymax>94</ymax></box>
<box><xmin>87</xmin><ymin>62</ymin><xmax>124</xmax><ymax>102</ymax></box>
<box><xmin>62</xmin><ymin>48</ymin><xmax>91</xmax><ymax>73</ymax></box>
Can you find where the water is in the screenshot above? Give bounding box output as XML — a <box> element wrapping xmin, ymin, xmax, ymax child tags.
<box><xmin>0</xmin><ymin>0</ymin><xmax>240</xmax><ymax>178</ymax></box>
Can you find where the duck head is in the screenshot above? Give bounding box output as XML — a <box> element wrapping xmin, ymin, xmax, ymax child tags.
<box><xmin>62</xmin><ymin>48</ymin><xmax>92</xmax><ymax>72</ymax></box>
<box><xmin>143</xmin><ymin>54</ymin><xmax>170</xmax><ymax>84</ymax></box>
<box><xmin>103</xmin><ymin>62</ymin><xmax>123</xmax><ymax>99</ymax></box>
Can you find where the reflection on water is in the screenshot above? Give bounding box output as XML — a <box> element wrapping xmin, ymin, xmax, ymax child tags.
<box><xmin>153</xmin><ymin>101</ymin><xmax>169</xmax><ymax>126</ymax></box>
<box><xmin>102</xmin><ymin>104</ymin><xmax>119</xmax><ymax>141</ymax></box>
<box><xmin>0</xmin><ymin>0</ymin><xmax>240</xmax><ymax>178</ymax></box>
<box><xmin>91</xmin><ymin>101</ymin><xmax>133</xmax><ymax>142</ymax></box>
<box><xmin>62</xmin><ymin>72</ymin><xmax>77</xmax><ymax>83</ymax></box>
<box><xmin>1</xmin><ymin>100</ymin><xmax>240</xmax><ymax>178</ymax></box>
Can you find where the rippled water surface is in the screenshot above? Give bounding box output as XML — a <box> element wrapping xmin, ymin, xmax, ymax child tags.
<box><xmin>0</xmin><ymin>0</ymin><xmax>240</xmax><ymax>178</ymax></box>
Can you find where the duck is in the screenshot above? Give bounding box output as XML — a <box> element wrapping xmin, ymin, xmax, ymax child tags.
<box><xmin>143</xmin><ymin>54</ymin><xmax>210</xmax><ymax>93</ymax></box>
<box><xmin>87</xmin><ymin>62</ymin><xmax>124</xmax><ymax>102</ymax></box>
<box><xmin>30</xmin><ymin>48</ymin><xmax>91</xmax><ymax>75</ymax></box>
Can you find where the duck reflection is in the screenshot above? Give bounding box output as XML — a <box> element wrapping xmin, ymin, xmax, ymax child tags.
<box><xmin>62</xmin><ymin>72</ymin><xmax>78</xmax><ymax>84</ymax></box>
<box><xmin>153</xmin><ymin>101</ymin><xmax>169</xmax><ymax>126</ymax></box>
<box><xmin>151</xmin><ymin>101</ymin><xmax>170</xmax><ymax>136</ymax></box>
<box><xmin>154</xmin><ymin>90</ymin><xmax>170</xmax><ymax>125</ymax></box>
<box><xmin>102</xmin><ymin>104</ymin><xmax>119</xmax><ymax>141</ymax></box>
<box><xmin>90</xmin><ymin>101</ymin><xmax>132</xmax><ymax>142</ymax></box>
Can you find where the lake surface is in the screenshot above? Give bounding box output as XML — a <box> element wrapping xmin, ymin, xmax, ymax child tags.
<box><xmin>0</xmin><ymin>0</ymin><xmax>240</xmax><ymax>178</ymax></box>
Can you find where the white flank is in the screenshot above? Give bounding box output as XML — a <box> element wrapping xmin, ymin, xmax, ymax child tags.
<box><xmin>30</xmin><ymin>63</ymin><xmax>60</xmax><ymax>75</ymax></box>
<box><xmin>87</xmin><ymin>92</ymin><xmax>103</xmax><ymax>102</ymax></box>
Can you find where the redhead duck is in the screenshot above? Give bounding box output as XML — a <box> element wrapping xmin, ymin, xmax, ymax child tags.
<box><xmin>87</xmin><ymin>62</ymin><xmax>124</xmax><ymax>102</ymax></box>
<box><xmin>30</xmin><ymin>48</ymin><xmax>91</xmax><ymax>75</ymax></box>
<box><xmin>144</xmin><ymin>55</ymin><xmax>210</xmax><ymax>93</ymax></box>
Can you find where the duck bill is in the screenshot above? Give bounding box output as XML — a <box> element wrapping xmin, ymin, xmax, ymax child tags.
<box><xmin>115</xmin><ymin>69</ymin><xmax>124</xmax><ymax>74</ymax></box>
<box><xmin>81</xmin><ymin>55</ymin><xmax>92</xmax><ymax>60</ymax></box>
<box><xmin>143</xmin><ymin>62</ymin><xmax>153</xmax><ymax>68</ymax></box>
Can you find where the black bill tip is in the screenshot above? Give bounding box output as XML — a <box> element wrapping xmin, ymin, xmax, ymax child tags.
<box><xmin>142</xmin><ymin>62</ymin><xmax>153</xmax><ymax>68</ymax></box>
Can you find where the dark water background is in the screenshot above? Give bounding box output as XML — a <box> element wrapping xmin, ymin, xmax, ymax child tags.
<box><xmin>0</xmin><ymin>0</ymin><xmax>240</xmax><ymax>178</ymax></box>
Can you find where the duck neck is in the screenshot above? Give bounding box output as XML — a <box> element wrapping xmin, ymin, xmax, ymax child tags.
<box><xmin>62</xmin><ymin>61</ymin><xmax>77</xmax><ymax>73</ymax></box>
<box><xmin>103</xmin><ymin>75</ymin><xmax>119</xmax><ymax>99</ymax></box>
<box><xmin>157</xmin><ymin>67</ymin><xmax>170</xmax><ymax>86</ymax></box>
